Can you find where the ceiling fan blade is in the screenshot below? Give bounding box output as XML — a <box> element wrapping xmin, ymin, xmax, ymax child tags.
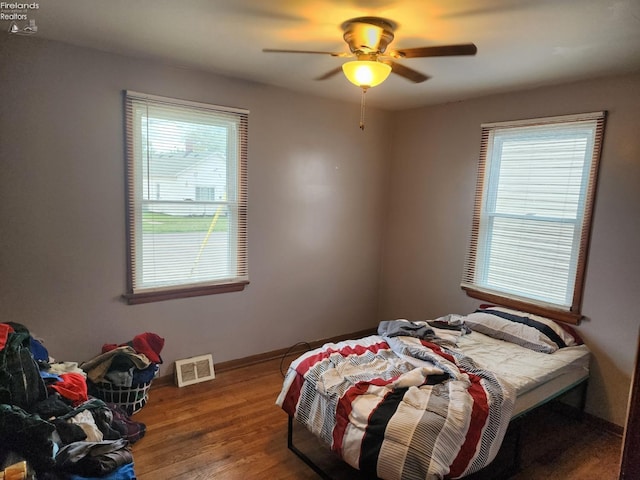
<box><xmin>315</xmin><ymin>66</ymin><xmax>344</xmax><ymax>81</ymax></box>
<box><xmin>387</xmin><ymin>61</ymin><xmax>430</xmax><ymax>83</ymax></box>
<box><xmin>393</xmin><ymin>43</ymin><xmax>477</xmax><ymax>58</ymax></box>
<box><xmin>262</xmin><ymin>48</ymin><xmax>348</xmax><ymax>57</ymax></box>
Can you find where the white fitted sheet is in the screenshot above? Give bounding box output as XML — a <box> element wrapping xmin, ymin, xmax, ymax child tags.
<box><xmin>456</xmin><ymin>330</ymin><xmax>590</xmax><ymax>417</ymax></box>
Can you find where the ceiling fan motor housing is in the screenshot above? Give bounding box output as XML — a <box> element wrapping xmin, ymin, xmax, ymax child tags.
<box><xmin>342</xmin><ymin>17</ymin><xmax>396</xmax><ymax>54</ymax></box>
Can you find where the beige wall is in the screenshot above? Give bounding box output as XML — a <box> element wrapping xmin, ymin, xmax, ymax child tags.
<box><xmin>380</xmin><ymin>73</ymin><xmax>640</xmax><ymax>426</ymax></box>
<box><xmin>0</xmin><ymin>36</ymin><xmax>390</xmax><ymax>375</ymax></box>
<box><xmin>1</xmin><ymin>35</ymin><xmax>638</xmax><ymax>428</ymax></box>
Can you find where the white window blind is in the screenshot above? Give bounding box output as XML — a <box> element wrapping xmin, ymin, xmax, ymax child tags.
<box><xmin>124</xmin><ymin>91</ymin><xmax>248</xmax><ymax>304</ymax></box>
<box><xmin>461</xmin><ymin>111</ymin><xmax>606</xmax><ymax>323</ymax></box>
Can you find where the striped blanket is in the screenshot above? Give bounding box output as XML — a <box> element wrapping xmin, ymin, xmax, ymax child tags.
<box><xmin>276</xmin><ymin>334</ymin><xmax>515</xmax><ymax>480</ymax></box>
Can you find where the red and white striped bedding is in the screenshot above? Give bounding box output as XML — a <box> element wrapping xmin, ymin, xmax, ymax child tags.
<box><xmin>276</xmin><ymin>334</ymin><xmax>516</xmax><ymax>480</ymax></box>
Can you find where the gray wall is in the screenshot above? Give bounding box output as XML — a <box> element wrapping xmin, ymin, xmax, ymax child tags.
<box><xmin>1</xmin><ymin>36</ymin><xmax>638</xmax><ymax>428</ymax></box>
<box><xmin>380</xmin><ymin>73</ymin><xmax>640</xmax><ymax>427</ymax></box>
<box><xmin>0</xmin><ymin>36</ymin><xmax>390</xmax><ymax>375</ymax></box>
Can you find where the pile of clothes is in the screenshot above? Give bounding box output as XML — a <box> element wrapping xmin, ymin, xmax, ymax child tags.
<box><xmin>0</xmin><ymin>322</ymin><xmax>164</xmax><ymax>480</ymax></box>
<box><xmin>82</xmin><ymin>333</ymin><xmax>164</xmax><ymax>416</ymax></box>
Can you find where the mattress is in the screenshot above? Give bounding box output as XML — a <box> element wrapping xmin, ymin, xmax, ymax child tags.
<box><xmin>455</xmin><ymin>330</ymin><xmax>590</xmax><ymax>417</ymax></box>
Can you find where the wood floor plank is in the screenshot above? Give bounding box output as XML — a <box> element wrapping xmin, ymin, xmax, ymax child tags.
<box><xmin>131</xmin><ymin>357</ymin><xmax>622</xmax><ymax>479</ymax></box>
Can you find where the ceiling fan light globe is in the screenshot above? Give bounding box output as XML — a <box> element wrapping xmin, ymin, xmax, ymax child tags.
<box><xmin>342</xmin><ymin>61</ymin><xmax>391</xmax><ymax>88</ymax></box>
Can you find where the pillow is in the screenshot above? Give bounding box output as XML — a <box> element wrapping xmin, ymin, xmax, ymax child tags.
<box><xmin>463</xmin><ymin>305</ymin><xmax>582</xmax><ymax>354</ymax></box>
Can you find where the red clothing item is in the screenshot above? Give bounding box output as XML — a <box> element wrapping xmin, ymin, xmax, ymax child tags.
<box><xmin>131</xmin><ymin>333</ymin><xmax>164</xmax><ymax>363</ymax></box>
<box><xmin>0</xmin><ymin>323</ymin><xmax>15</xmax><ymax>351</ymax></box>
<box><xmin>101</xmin><ymin>332</ymin><xmax>164</xmax><ymax>363</ymax></box>
<box><xmin>49</xmin><ymin>372</ymin><xmax>88</xmax><ymax>406</ymax></box>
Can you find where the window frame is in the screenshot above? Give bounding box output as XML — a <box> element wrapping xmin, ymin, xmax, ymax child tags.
<box><xmin>461</xmin><ymin>111</ymin><xmax>606</xmax><ymax>324</ymax></box>
<box><xmin>123</xmin><ymin>91</ymin><xmax>249</xmax><ymax>305</ymax></box>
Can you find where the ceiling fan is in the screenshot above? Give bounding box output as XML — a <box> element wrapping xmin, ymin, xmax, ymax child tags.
<box><xmin>263</xmin><ymin>16</ymin><xmax>478</xmax><ymax>87</ymax></box>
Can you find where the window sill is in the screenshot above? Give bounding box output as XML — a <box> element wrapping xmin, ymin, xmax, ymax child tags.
<box><xmin>462</xmin><ymin>286</ymin><xmax>582</xmax><ymax>325</ymax></box>
<box><xmin>123</xmin><ymin>281</ymin><xmax>249</xmax><ymax>305</ymax></box>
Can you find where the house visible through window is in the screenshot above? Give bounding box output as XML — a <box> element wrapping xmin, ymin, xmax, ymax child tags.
<box><xmin>196</xmin><ymin>186</ymin><xmax>216</xmax><ymax>202</ymax></box>
<box><xmin>124</xmin><ymin>91</ymin><xmax>249</xmax><ymax>304</ymax></box>
<box><xmin>461</xmin><ymin>111</ymin><xmax>606</xmax><ymax>323</ymax></box>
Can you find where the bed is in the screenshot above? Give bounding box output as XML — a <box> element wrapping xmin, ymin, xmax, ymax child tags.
<box><xmin>276</xmin><ymin>306</ymin><xmax>589</xmax><ymax>480</ymax></box>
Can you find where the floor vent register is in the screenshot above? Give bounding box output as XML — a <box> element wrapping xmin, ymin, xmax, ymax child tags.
<box><xmin>175</xmin><ymin>354</ymin><xmax>215</xmax><ymax>387</ymax></box>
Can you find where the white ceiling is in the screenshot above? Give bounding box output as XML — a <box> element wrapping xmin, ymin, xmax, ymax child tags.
<box><xmin>14</xmin><ymin>0</ymin><xmax>640</xmax><ymax>110</ymax></box>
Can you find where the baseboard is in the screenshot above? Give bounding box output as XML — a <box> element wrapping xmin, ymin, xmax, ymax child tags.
<box><xmin>152</xmin><ymin>327</ymin><xmax>378</xmax><ymax>387</ymax></box>
<box><xmin>549</xmin><ymin>398</ymin><xmax>624</xmax><ymax>436</ymax></box>
<box><xmin>583</xmin><ymin>411</ymin><xmax>624</xmax><ymax>436</ymax></box>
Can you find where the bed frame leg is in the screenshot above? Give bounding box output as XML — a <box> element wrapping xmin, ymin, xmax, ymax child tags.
<box><xmin>513</xmin><ymin>421</ymin><xmax>522</xmax><ymax>473</ymax></box>
<box><xmin>557</xmin><ymin>378</ymin><xmax>589</xmax><ymax>422</ymax></box>
<box><xmin>287</xmin><ymin>416</ymin><xmax>334</xmax><ymax>480</ymax></box>
<box><xmin>577</xmin><ymin>379</ymin><xmax>589</xmax><ymax>420</ymax></box>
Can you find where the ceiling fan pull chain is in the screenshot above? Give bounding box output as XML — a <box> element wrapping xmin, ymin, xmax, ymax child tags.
<box><xmin>360</xmin><ymin>87</ymin><xmax>367</xmax><ymax>130</ymax></box>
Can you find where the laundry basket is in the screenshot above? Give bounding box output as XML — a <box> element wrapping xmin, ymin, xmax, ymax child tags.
<box><xmin>92</xmin><ymin>380</ymin><xmax>153</xmax><ymax>416</ymax></box>
<box><xmin>90</xmin><ymin>362</ymin><xmax>159</xmax><ymax>416</ymax></box>
<box><xmin>83</xmin><ymin>333</ymin><xmax>164</xmax><ymax>416</ymax></box>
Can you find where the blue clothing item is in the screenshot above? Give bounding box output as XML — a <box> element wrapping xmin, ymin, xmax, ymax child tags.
<box><xmin>131</xmin><ymin>363</ymin><xmax>158</xmax><ymax>385</ymax></box>
<box><xmin>67</xmin><ymin>462</ymin><xmax>136</xmax><ymax>479</ymax></box>
<box><xmin>40</xmin><ymin>371</ymin><xmax>63</xmax><ymax>383</ymax></box>
<box><xmin>30</xmin><ymin>337</ymin><xmax>49</xmax><ymax>362</ymax></box>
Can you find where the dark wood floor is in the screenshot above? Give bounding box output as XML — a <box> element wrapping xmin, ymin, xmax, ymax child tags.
<box><xmin>132</xmin><ymin>357</ymin><xmax>622</xmax><ymax>479</ymax></box>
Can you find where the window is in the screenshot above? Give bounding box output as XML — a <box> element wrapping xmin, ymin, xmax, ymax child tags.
<box><xmin>124</xmin><ymin>91</ymin><xmax>248</xmax><ymax>304</ymax></box>
<box><xmin>461</xmin><ymin>112</ymin><xmax>606</xmax><ymax>323</ymax></box>
<box><xmin>196</xmin><ymin>186</ymin><xmax>216</xmax><ymax>202</ymax></box>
